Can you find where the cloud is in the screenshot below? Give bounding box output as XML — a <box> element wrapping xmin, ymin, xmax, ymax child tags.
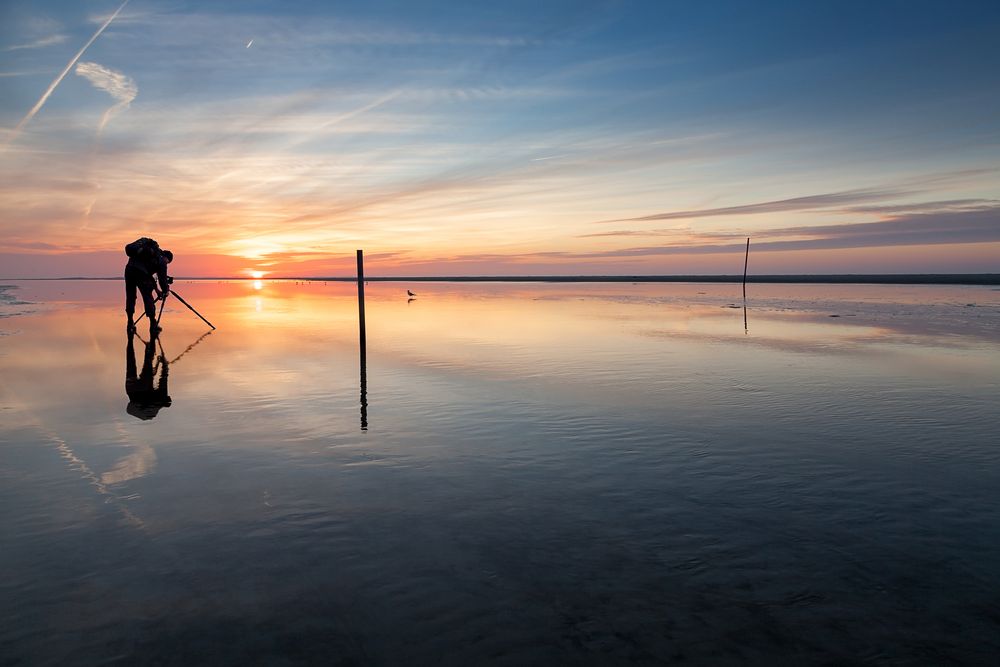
<box><xmin>1</xmin><ymin>241</ymin><xmax>64</xmax><ymax>251</ymax></box>
<box><xmin>604</xmin><ymin>187</ymin><xmax>908</xmax><ymax>223</ymax></box>
<box><xmin>75</xmin><ymin>61</ymin><xmax>138</xmax><ymax>133</ymax></box>
<box><xmin>844</xmin><ymin>199</ymin><xmax>996</xmax><ymax>214</ymax></box>
<box><xmin>570</xmin><ymin>205</ymin><xmax>1000</xmax><ymax>258</ymax></box>
<box><xmin>75</xmin><ymin>62</ymin><xmax>137</xmax><ymax>106</ymax></box>
<box><xmin>2</xmin><ymin>0</ymin><xmax>130</xmax><ymax>148</ymax></box>
<box><xmin>580</xmin><ymin>230</ymin><xmax>659</xmax><ymax>238</ymax></box>
<box><xmin>580</xmin><ymin>199</ymin><xmax>1000</xmax><ymax>240</ymax></box>
<box><xmin>763</xmin><ymin>205</ymin><xmax>1000</xmax><ymax>247</ymax></box>
<box><xmin>2</xmin><ymin>35</ymin><xmax>68</xmax><ymax>52</ymax></box>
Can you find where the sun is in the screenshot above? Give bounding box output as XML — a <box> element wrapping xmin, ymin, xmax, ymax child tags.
<box><xmin>250</xmin><ymin>270</ymin><xmax>265</xmax><ymax>279</ymax></box>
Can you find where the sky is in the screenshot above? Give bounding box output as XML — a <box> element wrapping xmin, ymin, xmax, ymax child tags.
<box><xmin>1</xmin><ymin>0</ymin><xmax>999</xmax><ymax>278</ymax></box>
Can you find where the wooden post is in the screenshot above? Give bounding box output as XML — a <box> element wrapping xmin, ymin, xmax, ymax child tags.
<box><xmin>742</xmin><ymin>237</ymin><xmax>750</xmax><ymax>300</ymax></box>
<box><xmin>357</xmin><ymin>249</ymin><xmax>368</xmax><ymax>431</ymax></box>
<box><xmin>357</xmin><ymin>249</ymin><xmax>366</xmax><ymax>346</ymax></box>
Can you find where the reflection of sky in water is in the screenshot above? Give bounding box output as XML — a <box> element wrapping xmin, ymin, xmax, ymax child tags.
<box><xmin>1</xmin><ymin>281</ymin><xmax>999</xmax><ymax>663</ymax></box>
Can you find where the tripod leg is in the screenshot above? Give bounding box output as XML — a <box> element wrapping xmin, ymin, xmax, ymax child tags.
<box><xmin>170</xmin><ymin>290</ymin><xmax>216</xmax><ymax>330</ymax></box>
<box><xmin>155</xmin><ymin>293</ymin><xmax>168</xmax><ymax>327</ymax></box>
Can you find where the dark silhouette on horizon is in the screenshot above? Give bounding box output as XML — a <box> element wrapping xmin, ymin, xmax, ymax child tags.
<box><xmin>125</xmin><ymin>331</ymin><xmax>171</xmax><ymax>420</ymax></box>
<box><xmin>124</xmin><ymin>237</ymin><xmax>173</xmax><ymax>338</ymax></box>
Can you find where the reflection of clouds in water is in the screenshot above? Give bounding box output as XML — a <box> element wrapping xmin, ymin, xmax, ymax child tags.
<box><xmin>36</xmin><ymin>422</ymin><xmax>145</xmax><ymax>529</ymax></box>
<box><xmin>747</xmin><ymin>301</ymin><xmax>1000</xmax><ymax>344</ymax></box>
<box><xmin>585</xmin><ymin>289</ymin><xmax>1000</xmax><ymax>346</ymax></box>
<box><xmin>101</xmin><ymin>442</ymin><xmax>157</xmax><ymax>485</ymax></box>
<box><xmin>639</xmin><ymin>326</ymin><xmax>891</xmax><ymax>357</ymax></box>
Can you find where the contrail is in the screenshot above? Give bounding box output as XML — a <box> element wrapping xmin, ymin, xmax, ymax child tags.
<box><xmin>3</xmin><ymin>0</ymin><xmax>130</xmax><ymax>148</ymax></box>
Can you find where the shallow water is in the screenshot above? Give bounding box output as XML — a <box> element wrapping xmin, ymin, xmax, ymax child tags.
<box><xmin>2</xmin><ymin>280</ymin><xmax>999</xmax><ymax>665</ymax></box>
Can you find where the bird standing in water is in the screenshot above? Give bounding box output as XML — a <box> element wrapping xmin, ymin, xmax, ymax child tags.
<box><xmin>407</xmin><ymin>290</ymin><xmax>416</xmax><ymax>297</ymax></box>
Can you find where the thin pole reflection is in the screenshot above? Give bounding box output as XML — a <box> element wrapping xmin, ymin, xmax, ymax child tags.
<box><xmin>360</xmin><ymin>337</ymin><xmax>368</xmax><ymax>431</ymax></box>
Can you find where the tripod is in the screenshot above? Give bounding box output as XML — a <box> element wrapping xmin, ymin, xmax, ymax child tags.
<box><xmin>131</xmin><ymin>288</ymin><xmax>216</xmax><ymax>331</ymax></box>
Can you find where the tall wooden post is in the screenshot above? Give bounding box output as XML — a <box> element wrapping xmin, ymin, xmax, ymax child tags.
<box><xmin>357</xmin><ymin>249</ymin><xmax>366</xmax><ymax>345</ymax></box>
<box><xmin>357</xmin><ymin>250</ymin><xmax>368</xmax><ymax>431</ymax></box>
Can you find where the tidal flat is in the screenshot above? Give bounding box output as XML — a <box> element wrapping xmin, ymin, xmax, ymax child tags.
<box><xmin>2</xmin><ymin>280</ymin><xmax>999</xmax><ymax>665</ymax></box>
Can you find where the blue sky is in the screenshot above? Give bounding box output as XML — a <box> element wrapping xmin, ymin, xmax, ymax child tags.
<box><xmin>1</xmin><ymin>0</ymin><xmax>999</xmax><ymax>276</ymax></box>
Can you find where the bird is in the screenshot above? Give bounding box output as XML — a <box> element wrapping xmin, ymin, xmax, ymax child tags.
<box><xmin>407</xmin><ymin>290</ymin><xmax>416</xmax><ymax>297</ymax></box>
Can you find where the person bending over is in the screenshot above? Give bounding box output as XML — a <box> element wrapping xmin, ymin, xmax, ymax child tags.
<box><xmin>124</xmin><ymin>237</ymin><xmax>173</xmax><ymax>336</ymax></box>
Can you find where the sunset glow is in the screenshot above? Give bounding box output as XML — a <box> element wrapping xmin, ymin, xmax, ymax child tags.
<box><xmin>1</xmin><ymin>2</ymin><xmax>998</xmax><ymax>278</ymax></box>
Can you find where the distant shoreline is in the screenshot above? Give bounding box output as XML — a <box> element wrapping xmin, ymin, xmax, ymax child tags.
<box><xmin>4</xmin><ymin>274</ymin><xmax>1000</xmax><ymax>285</ymax></box>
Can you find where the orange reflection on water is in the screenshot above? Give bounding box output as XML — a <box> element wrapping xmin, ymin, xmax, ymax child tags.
<box><xmin>2</xmin><ymin>280</ymin><xmax>999</xmax><ymax>436</ymax></box>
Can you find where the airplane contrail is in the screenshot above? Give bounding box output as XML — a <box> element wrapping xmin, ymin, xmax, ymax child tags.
<box><xmin>3</xmin><ymin>0</ymin><xmax>131</xmax><ymax>148</ymax></box>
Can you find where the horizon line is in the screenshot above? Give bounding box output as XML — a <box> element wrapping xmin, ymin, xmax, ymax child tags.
<box><xmin>3</xmin><ymin>273</ymin><xmax>999</xmax><ymax>285</ymax></box>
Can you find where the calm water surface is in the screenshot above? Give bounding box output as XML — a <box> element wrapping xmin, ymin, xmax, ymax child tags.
<box><xmin>2</xmin><ymin>280</ymin><xmax>999</xmax><ymax>665</ymax></box>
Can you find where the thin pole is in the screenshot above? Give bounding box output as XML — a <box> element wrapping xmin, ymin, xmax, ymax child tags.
<box><xmin>742</xmin><ymin>237</ymin><xmax>750</xmax><ymax>300</ymax></box>
<box><xmin>357</xmin><ymin>249</ymin><xmax>368</xmax><ymax>431</ymax></box>
<box><xmin>169</xmin><ymin>289</ymin><xmax>216</xmax><ymax>330</ymax></box>
<box><xmin>357</xmin><ymin>250</ymin><xmax>366</xmax><ymax>347</ymax></box>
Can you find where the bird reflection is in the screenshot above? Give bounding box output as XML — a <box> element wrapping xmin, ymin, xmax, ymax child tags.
<box><xmin>125</xmin><ymin>331</ymin><xmax>171</xmax><ymax>420</ymax></box>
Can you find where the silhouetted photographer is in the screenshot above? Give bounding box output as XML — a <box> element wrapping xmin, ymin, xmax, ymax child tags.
<box><xmin>124</xmin><ymin>237</ymin><xmax>173</xmax><ymax>337</ymax></box>
<box><xmin>125</xmin><ymin>332</ymin><xmax>171</xmax><ymax>420</ymax></box>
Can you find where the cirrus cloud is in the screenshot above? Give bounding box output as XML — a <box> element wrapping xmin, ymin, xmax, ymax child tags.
<box><xmin>75</xmin><ymin>61</ymin><xmax>138</xmax><ymax>134</ymax></box>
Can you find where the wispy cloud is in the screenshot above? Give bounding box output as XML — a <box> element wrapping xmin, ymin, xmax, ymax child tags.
<box><xmin>571</xmin><ymin>205</ymin><xmax>1000</xmax><ymax>258</ymax></box>
<box><xmin>603</xmin><ymin>187</ymin><xmax>907</xmax><ymax>223</ymax></box>
<box><xmin>75</xmin><ymin>61</ymin><xmax>138</xmax><ymax>133</ymax></box>
<box><xmin>844</xmin><ymin>199</ymin><xmax>996</xmax><ymax>214</ymax></box>
<box><xmin>2</xmin><ymin>34</ymin><xmax>68</xmax><ymax>52</ymax></box>
<box><xmin>2</xmin><ymin>0</ymin><xmax>130</xmax><ymax>148</ymax></box>
<box><xmin>2</xmin><ymin>241</ymin><xmax>64</xmax><ymax>251</ymax></box>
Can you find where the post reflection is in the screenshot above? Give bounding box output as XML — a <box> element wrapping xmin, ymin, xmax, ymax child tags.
<box><xmin>360</xmin><ymin>336</ymin><xmax>368</xmax><ymax>432</ymax></box>
<box><xmin>125</xmin><ymin>331</ymin><xmax>171</xmax><ymax>420</ymax></box>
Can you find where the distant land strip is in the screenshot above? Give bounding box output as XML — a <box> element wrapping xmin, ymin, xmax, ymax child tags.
<box><xmin>9</xmin><ymin>274</ymin><xmax>1000</xmax><ymax>285</ymax></box>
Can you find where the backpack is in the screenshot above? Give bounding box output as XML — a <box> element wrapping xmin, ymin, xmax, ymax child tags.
<box><xmin>125</xmin><ymin>237</ymin><xmax>159</xmax><ymax>259</ymax></box>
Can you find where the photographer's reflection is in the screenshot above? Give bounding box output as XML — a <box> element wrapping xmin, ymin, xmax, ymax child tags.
<box><xmin>126</xmin><ymin>331</ymin><xmax>171</xmax><ymax>420</ymax></box>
